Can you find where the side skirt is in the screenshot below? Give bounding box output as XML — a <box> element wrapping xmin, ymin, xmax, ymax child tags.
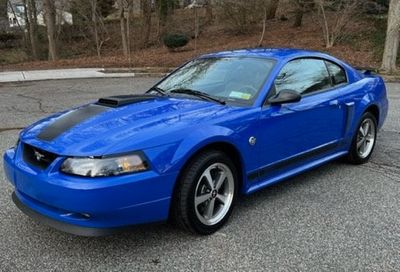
<box><xmin>245</xmin><ymin>150</ymin><xmax>348</xmax><ymax>195</ymax></box>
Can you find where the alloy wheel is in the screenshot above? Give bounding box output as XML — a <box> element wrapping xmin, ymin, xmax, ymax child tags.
<box><xmin>357</xmin><ymin>118</ymin><xmax>376</xmax><ymax>159</ymax></box>
<box><xmin>194</xmin><ymin>163</ymin><xmax>234</xmax><ymax>226</ymax></box>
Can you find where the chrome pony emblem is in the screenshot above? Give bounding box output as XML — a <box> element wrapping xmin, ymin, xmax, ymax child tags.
<box><xmin>34</xmin><ymin>149</ymin><xmax>45</xmax><ymax>161</ymax></box>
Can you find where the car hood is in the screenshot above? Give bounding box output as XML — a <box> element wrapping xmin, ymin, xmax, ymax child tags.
<box><xmin>20</xmin><ymin>97</ymin><xmax>238</xmax><ymax>156</ymax></box>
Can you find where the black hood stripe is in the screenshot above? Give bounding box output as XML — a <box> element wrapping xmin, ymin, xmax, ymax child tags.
<box><xmin>37</xmin><ymin>104</ymin><xmax>107</xmax><ymax>141</ymax></box>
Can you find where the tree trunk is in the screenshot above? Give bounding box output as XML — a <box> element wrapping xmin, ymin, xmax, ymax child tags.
<box><xmin>267</xmin><ymin>0</ymin><xmax>279</xmax><ymax>20</ymax></box>
<box><xmin>91</xmin><ymin>0</ymin><xmax>101</xmax><ymax>58</ymax></box>
<box><xmin>26</xmin><ymin>0</ymin><xmax>39</xmax><ymax>59</ymax></box>
<box><xmin>126</xmin><ymin>0</ymin><xmax>132</xmax><ymax>66</ymax></box>
<box><xmin>22</xmin><ymin>0</ymin><xmax>31</xmax><ymax>48</ymax></box>
<box><xmin>317</xmin><ymin>2</ymin><xmax>332</xmax><ymax>48</ymax></box>
<box><xmin>381</xmin><ymin>0</ymin><xmax>400</xmax><ymax>74</ymax></box>
<box><xmin>158</xmin><ymin>0</ymin><xmax>168</xmax><ymax>26</ymax></box>
<box><xmin>119</xmin><ymin>0</ymin><xmax>128</xmax><ymax>56</ymax></box>
<box><xmin>141</xmin><ymin>0</ymin><xmax>152</xmax><ymax>47</ymax></box>
<box><xmin>258</xmin><ymin>5</ymin><xmax>267</xmax><ymax>47</ymax></box>
<box><xmin>0</xmin><ymin>0</ymin><xmax>9</xmax><ymax>32</ymax></box>
<box><xmin>194</xmin><ymin>6</ymin><xmax>199</xmax><ymax>51</ymax></box>
<box><xmin>205</xmin><ymin>0</ymin><xmax>213</xmax><ymax>24</ymax></box>
<box><xmin>43</xmin><ymin>0</ymin><xmax>57</xmax><ymax>61</ymax></box>
<box><xmin>293</xmin><ymin>5</ymin><xmax>303</xmax><ymax>27</ymax></box>
<box><xmin>156</xmin><ymin>0</ymin><xmax>161</xmax><ymax>39</ymax></box>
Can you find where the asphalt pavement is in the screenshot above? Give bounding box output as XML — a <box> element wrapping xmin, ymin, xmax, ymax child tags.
<box><xmin>0</xmin><ymin>78</ymin><xmax>399</xmax><ymax>271</ymax></box>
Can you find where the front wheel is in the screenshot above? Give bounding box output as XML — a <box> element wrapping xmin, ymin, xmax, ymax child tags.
<box><xmin>171</xmin><ymin>150</ymin><xmax>238</xmax><ymax>234</ymax></box>
<box><xmin>347</xmin><ymin>112</ymin><xmax>377</xmax><ymax>164</ymax></box>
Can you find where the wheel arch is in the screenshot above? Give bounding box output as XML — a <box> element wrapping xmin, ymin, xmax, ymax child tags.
<box><xmin>168</xmin><ymin>141</ymin><xmax>245</xmax><ymax>219</ymax></box>
<box><xmin>176</xmin><ymin>141</ymin><xmax>244</xmax><ymax>192</ymax></box>
<box><xmin>364</xmin><ymin>104</ymin><xmax>380</xmax><ymax>125</ymax></box>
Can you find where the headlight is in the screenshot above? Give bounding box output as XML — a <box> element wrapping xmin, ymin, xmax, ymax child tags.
<box><xmin>60</xmin><ymin>153</ymin><xmax>149</xmax><ymax>177</ymax></box>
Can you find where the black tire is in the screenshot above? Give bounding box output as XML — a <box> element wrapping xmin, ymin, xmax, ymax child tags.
<box><xmin>347</xmin><ymin>112</ymin><xmax>377</xmax><ymax>164</ymax></box>
<box><xmin>171</xmin><ymin>150</ymin><xmax>238</xmax><ymax>235</ymax></box>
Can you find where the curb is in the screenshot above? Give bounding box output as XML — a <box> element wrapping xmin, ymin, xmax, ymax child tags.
<box><xmin>381</xmin><ymin>75</ymin><xmax>400</xmax><ymax>83</ymax></box>
<box><xmin>0</xmin><ymin>68</ymin><xmax>172</xmax><ymax>83</ymax></box>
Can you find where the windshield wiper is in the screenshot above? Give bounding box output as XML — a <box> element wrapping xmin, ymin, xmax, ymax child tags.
<box><xmin>170</xmin><ymin>88</ymin><xmax>226</xmax><ymax>105</ymax></box>
<box><xmin>146</xmin><ymin>86</ymin><xmax>168</xmax><ymax>96</ymax></box>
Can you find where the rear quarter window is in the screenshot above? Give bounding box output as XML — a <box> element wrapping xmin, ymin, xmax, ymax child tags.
<box><xmin>325</xmin><ymin>61</ymin><xmax>347</xmax><ymax>85</ymax></box>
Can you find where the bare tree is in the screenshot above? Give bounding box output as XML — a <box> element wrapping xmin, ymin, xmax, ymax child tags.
<box><xmin>118</xmin><ymin>0</ymin><xmax>128</xmax><ymax>56</ymax></box>
<box><xmin>215</xmin><ymin>0</ymin><xmax>266</xmax><ymax>34</ymax></box>
<box><xmin>292</xmin><ymin>0</ymin><xmax>308</xmax><ymax>27</ymax></box>
<box><xmin>91</xmin><ymin>0</ymin><xmax>100</xmax><ymax>57</ymax></box>
<box><xmin>43</xmin><ymin>0</ymin><xmax>58</xmax><ymax>61</ymax></box>
<box><xmin>0</xmin><ymin>0</ymin><xmax>9</xmax><ymax>32</ymax></box>
<box><xmin>314</xmin><ymin>0</ymin><xmax>361</xmax><ymax>48</ymax></box>
<box><xmin>205</xmin><ymin>0</ymin><xmax>213</xmax><ymax>23</ymax></box>
<box><xmin>381</xmin><ymin>0</ymin><xmax>400</xmax><ymax>73</ymax></box>
<box><xmin>141</xmin><ymin>0</ymin><xmax>152</xmax><ymax>47</ymax></box>
<box><xmin>194</xmin><ymin>4</ymin><xmax>199</xmax><ymax>50</ymax></box>
<box><xmin>292</xmin><ymin>1</ymin><xmax>314</xmax><ymax>27</ymax></box>
<box><xmin>25</xmin><ymin>0</ymin><xmax>39</xmax><ymax>59</ymax></box>
<box><xmin>89</xmin><ymin>0</ymin><xmax>110</xmax><ymax>58</ymax></box>
<box><xmin>267</xmin><ymin>0</ymin><xmax>279</xmax><ymax>20</ymax></box>
<box><xmin>258</xmin><ymin>1</ymin><xmax>268</xmax><ymax>47</ymax></box>
<box><xmin>126</xmin><ymin>0</ymin><xmax>132</xmax><ymax>63</ymax></box>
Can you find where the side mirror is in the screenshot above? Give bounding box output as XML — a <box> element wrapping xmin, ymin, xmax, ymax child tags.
<box><xmin>267</xmin><ymin>90</ymin><xmax>301</xmax><ymax>105</ymax></box>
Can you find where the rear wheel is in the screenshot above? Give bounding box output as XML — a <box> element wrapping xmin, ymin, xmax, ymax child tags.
<box><xmin>347</xmin><ymin>112</ymin><xmax>377</xmax><ymax>164</ymax></box>
<box><xmin>172</xmin><ymin>150</ymin><xmax>238</xmax><ymax>234</ymax></box>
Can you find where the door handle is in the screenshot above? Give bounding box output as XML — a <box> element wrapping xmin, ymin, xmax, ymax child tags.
<box><xmin>329</xmin><ymin>100</ymin><xmax>340</xmax><ymax>107</ymax></box>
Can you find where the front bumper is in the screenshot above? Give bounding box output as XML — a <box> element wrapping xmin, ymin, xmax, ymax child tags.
<box><xmin>4</xmin><ymin>145</ymin><xmax>178</xmax><ymax>236</ymax></box>
<box><xmin>12</xmin><ymin>191</ymin><xmax>122</xmax><ymax>236</ymax></box>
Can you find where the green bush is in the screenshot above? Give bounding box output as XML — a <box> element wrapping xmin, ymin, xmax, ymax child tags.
<box><xmin>163</xmin><ymin>33</ymin><xmax>189</xmax><ymax>50</ymax></box>
<box><xmin>0</xmin><ymin>33</ymin><xmax>21</xmax><ymax>49</ymax></box>
<box><xmin>0</xmin><ymin>33</ymin><xmax>18</xmax><ymax>43</ymax></box>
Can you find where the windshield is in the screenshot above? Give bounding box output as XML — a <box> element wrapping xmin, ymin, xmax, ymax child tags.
<box><xmin>156</xmin><ymin>57</ymin><xmax>275</xmax><ymax>105</ymax></box>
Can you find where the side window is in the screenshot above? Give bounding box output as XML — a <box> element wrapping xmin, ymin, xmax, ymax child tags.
<box><xmin>325</xmin><ymin>61</ymin><xmax>347</xmax><ymax>85</ymax></box>
<box><xmin>275</xmin><ymin>59</ymin><xmax>331</xmax><ymax>95</ymax></box>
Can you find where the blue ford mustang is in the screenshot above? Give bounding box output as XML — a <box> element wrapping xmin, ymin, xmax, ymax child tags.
<box><xmin>3</xmin><ymin>49</ymin><xmax>388</xmax><ymax>236</ymax></box>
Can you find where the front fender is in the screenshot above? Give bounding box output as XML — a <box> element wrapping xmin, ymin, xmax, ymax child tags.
<box><xmin>170</xmin><ymin>125</ymin><xmax>243</xmax><ymax>172</ymax></box>
<box><xmin>142</xmin><ymin>123</ymin><xmax>257</xmax><ymax>192</ymax></box>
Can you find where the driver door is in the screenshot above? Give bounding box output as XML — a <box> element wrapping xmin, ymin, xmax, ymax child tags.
<box><xmin>256</xmin><ymin>58</ymin><xmax>347</xmax><ymax>180</ymax></box>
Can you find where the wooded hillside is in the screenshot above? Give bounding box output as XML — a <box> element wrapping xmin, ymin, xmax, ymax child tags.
<box><xmin>0</xmin><ymin>0</ymin><xmax>398</xmax><ymax>73</ymax></box>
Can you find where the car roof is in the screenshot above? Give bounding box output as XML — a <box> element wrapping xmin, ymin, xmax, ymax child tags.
<box><xmin>200</xmin><ymin>48</ymin><xmax>333</xmax><ymax>62</ymax></box>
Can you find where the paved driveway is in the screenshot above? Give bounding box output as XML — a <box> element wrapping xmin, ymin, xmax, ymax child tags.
<box><xmin>0</xmin><ymin>78</ymin><xmax>399</xmax><ymax>271</ymax></box>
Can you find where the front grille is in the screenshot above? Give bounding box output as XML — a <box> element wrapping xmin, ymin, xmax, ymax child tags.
<box><xmin>23</xmin><ymin>144</ymin><xmax>58</xmax><ymax>169</ymax></box>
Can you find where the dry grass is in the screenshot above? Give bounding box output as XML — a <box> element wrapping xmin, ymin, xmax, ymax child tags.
<box><xmin>0</xmin><ymin>10</ymin><xmax>381</xmax><ymax>71</ymax></box>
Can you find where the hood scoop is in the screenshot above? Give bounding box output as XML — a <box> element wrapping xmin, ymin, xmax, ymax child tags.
<box><xmin>97</xmin><ymin>94</ymin><xmax>159</xmax><ymax>108</ymax></box>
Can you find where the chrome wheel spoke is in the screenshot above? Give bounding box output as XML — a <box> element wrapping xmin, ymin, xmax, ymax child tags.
<box><xmin>361</xmin><ymin>141</ymin><xmax>367</xmax><ymax>154</ymax></box>
<box><xmin>203</xmin><ymin>169</ymin><xmax>214</xmax><ymax>190</ymax></box>
<box><xmin>359</xmin><ymin>126</ymin><xmax>366</xmax><ymax>137</ymax></box>
<box><xmin>195</xmin><ymin>194</ymin><xmax>210</xmax><ymax>206</ymax></box>
<box><xmin>205</xmin><ymin>198</ymin><xmax>215</xmax><ymax>219</ymax></box>
<box><xmin>357</xmin><ymin>138</ymin><xmax>364</xmax><ymax>149</ymax></box>
<box><xmin>364</xmin><ymin>122</ymin><xmax>370</xmax><ymax>135</ymax></box>
<box><xmin>216</xmin><ymin>194</ymin><xmax>227</xmax><ymax>205</ymax></box>
<box><xmin>215</xmin><ymin>172</ymin><xmax>226</xmax><ymax>191</ymax></box>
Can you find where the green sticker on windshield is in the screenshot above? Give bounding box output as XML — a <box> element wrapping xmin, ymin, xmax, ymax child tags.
<box><xmin>229</xmin><ymin>91</ymin><xmax>252</xmax><ymax>100</ymax></box>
